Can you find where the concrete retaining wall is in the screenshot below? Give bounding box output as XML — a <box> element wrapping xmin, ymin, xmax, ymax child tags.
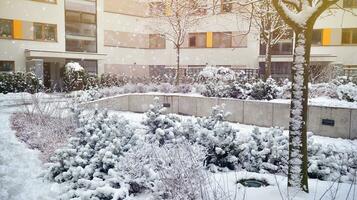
<box><xmin>81</xmin><ymin>94</ymin><xmax>357</xmax><ymax>139</ymax></box>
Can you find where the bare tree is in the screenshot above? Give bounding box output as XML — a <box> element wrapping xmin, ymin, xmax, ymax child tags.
<box><xmin>239</xmin><ymin>0</ymin><xmax>289</xmax><ymax>80</ymax></box>
<box><xmin>148</xmin><ymin>0</ymin><xmax>208</xmax><ymax>85</ymax></box>
<box><xmin>271</xmin><ymin>0</ymin><xmax>339</xmax><ymax>192</ymax></box>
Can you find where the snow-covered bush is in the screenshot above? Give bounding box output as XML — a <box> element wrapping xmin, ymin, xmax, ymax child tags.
<box><xmin>142</xmin><ymin>97</ymin><xmax>181</xmax><ymax>145</ymax></box>
<box><xmin>100</xmin><ymin>73</ymin><xmax>127</xmax><ymax>87</ymax></box>
<box><xmin>309</xmin><ymin>76</ymin><xmax>357</xmax><ymax>102</ymax></box>
<box><xmin>63</xmin><ymin>62</ymin><xmax>85</xmax><ymax>92</ymax></box>
<box><xmin>47</xmin><ymin>110</ymin><xmax>141</xmax><ymax>199</ymax></box>
<box><xmin>0</xmin><ymin>72</ymin><xmax>43</xmax><ymax>94</ymax></box>
<box><xmin>83</xmin><ymin>73</ymin><xmax>99</xmax><ymax>90</ymax></box>
<box><xmin>247</xmin><ymin>78</ymin><xmax>279</xmax><ymax>100</ymax></box>
<box><xmin>336</xmin><ymin>82</ymin><xmax>357</xmax><ymax>102</ymax></box>
<box><xmin>119</xmin><ymin>141</ymin><xmax>207</xmax><ymax>200</ymax></box>
<box><xmin>198</xmin><ymin>66</ymin><xmax>236</xmax><ymax>83</ymax></box>
<box><xmin>238</xmin><ymin>128</ymin><xmax>289</xmax><ymax>174</ymax></box>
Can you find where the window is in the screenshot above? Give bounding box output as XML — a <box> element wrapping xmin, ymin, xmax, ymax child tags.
<box><xmin>149</xmin><ymin>34</ymin><xmax>165</xmax><ymax>49</ymax></box>
<box><xmin>32</xmin><ymin>0</ymin><xmax>57</xmax><ymax>4</ymax></box>
<box><xmin>213</xmin><ymin>32</ymin><xmax>232</xmax><ymax>48</ymax></box>
<box><xmin>342</xmin><ymin>28</ymin><xmax>357</xmax><ymax>44</ymax></box>
<box><xmin>343</xmin><ymin>0</ymin><xmax>357</xmax><ymax>8</ymax></box>
<box><xmin>0</xmin><ymin>61</ymin><xmax>14</xmax><ymax>72</ymax></box>
<box><xmin>312</xmin><ymin>29</ymin><xmax>322</xmax><ymax>45</ymax></box>
<box><xmin>34</xmin><ymin>23</ymin><xmax>57</xmax><ymax>41</ymax></box>
<box><xmin>66</xmin><ymin>11</ymin><xmax>96</xmax><ymax>24</ymax></box>
<box><xmin>221</xmin><ymin>0</ymin><xmax>233</xmax><ymax>13</ymax></box>
<box><xmin>66</xmin><ymin>39</ymin><xmax>97</xmax><ymax>52</ymax></box>
<box><xmin>189</xmin><ymin>33</ymin><xmax>206</xmax><ymax>48</ymax></box>
<box><xmin>0</xmin><ymin>19</ymin><xmax>13</xmax><ymax>39</ymax></box>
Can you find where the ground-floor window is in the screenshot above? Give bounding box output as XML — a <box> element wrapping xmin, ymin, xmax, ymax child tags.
<box><xmin>0</xmin><ymin>61</ymin><xmax>15</xmax><ymax>72</ymax></box>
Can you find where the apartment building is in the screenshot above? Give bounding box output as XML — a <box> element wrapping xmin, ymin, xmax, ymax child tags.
<box><xmin>0</xmin><ymin>0</ymin><xmax>356</xmax><ymax>88</ymax></box>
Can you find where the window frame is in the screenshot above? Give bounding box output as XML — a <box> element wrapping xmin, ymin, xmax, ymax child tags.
<box><xmin>65</xmin><ymin>10</ymin><xmax>97</xmax><ymax>25</ymax></box>
<box><xmin>312</xmin><ymin>29</ymin><xmax>323</xmax><ymax>45</ymax></box>
<box><xmin>149</xmin><ymin>34</ymin><xmax>166</xmax><ymax>49</ymax></box>
<box><xmin>343</xmin><ymin>0</ymin><xmax>357</xmax><ymax>8</ymax></box>
<box><xmin>342</xmin><ymin>28</ymin><xmax>357</xmax><ymax>45</ymax></box>
<box><xmin>213</xmin><ymin>32</ymin><xmax>232</xmax><ymax>48</ymax></box>
<box><xmin>0</xmin><ymin>60</ymin><xmax>15</xmax><ymax>72</ymax></box>
<box><xmin>0</xmin><ymin>19</ymin><xmax>13</xmax><ymax>39</ymax></box>
<box><xmin>188</xmin><ymin>33</ymin><xmax>206</xmax><ymax>48</ymax></box>
<box><xmin>33</xmin><ymin>23</ymin><xmax>57</xmax><ymax>42</ymax></box>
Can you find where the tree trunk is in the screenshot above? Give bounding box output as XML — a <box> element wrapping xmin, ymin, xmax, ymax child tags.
<box><xmin>287</xmin><ymin>29</ymin><xmax>311</xmax><ymax>193</ymax></box>
<box><xmin>264</xmin><ymin>40</ymin><xmax>272</xmax><ymax>81</ymax></box>
<box><xmin>175</xmin><ymin>47</ymin><xmax>180</xmax><ymax>85</ymax></box>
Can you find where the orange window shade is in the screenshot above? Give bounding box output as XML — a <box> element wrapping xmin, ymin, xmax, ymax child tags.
<box><xmin>322</xmin><ymin>29</ymin><xmax>331</xmax><ymax>46</ymax></box>
<box><xmin>13</xmin><ymin>20</ymin><xmax>23</xmax><ymax>39</ymax></box>
<box><xmin>206</xmin><ymin>32</ymin><xmax>213</xmax><ymax>48</ymax></box>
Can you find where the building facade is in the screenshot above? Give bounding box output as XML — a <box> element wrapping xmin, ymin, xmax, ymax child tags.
<box><xmin>0</xmin><ymin>0</ymin><xmax>356</xmax><ymax>88</ymax></box>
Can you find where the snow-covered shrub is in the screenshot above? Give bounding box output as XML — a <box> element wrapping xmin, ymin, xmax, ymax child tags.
<box><xmin>194</xmin><ymin>105</ymin><xmax>239</xmax><ymax>170</ymax></box>
<box><xmin>100</xmin><ymin>73</ymin><xmax>127</xmax><ymax>87</ymax></box>
<box><xmin>308</xmin><ymin>140</ymin><xmax>357</xmax><ymax>182</ymax></box>
<box><xmin>276</xmin><ymin>79</ymin><xmax>291</xmax><ymax>99</ymax></box>
<box><xmin>336</xmin><ymin>82</ymin><xmax>357</xmax><ymax>102</ymax></box>
<box><xmin>247</xmin><ymin>78</ymin><xmax>279</xmax><ymax>100</ymax></box>
<box><xmin>176</xmin><ymin>83</ymin><xmax>192</xmax><ymax>93</ymax></box>
<box><xmin>119</xmin><ymin>141</ymin><xmax>207</xmax><ymax>200</ymax></box>
<box><xmin>198</xmin><ymin>67</ymin><xmax>236</xmax><ymax>98</ymax></box>
<box><xmin>198</xmin><ymin>66</ymin><xmax>236</xmax><ymax>83</ymax></box>
<box><xmin>83</xmin><ymin>73</ymin><xmax>99</xmax><ymax>90</ymax></box>
<box><xmin>309</xmin><ymin>76</ymin><xmax>356</xmax><ymax>102</ymax></box>
<box><xmin>0</xmin><ymin>72</ymin><xmax>43</xmax><ymax>94</ymax></box>
<box><xmin>63</xmin><ymin>62</ymin><xmax>85</xmax><ymax>92</ymax></box>
<box><xmin>238</xmin><ymin>128</ymin><xmax>289</xmax><ymax>174</ymax></box>
<box><xmin>142</xmin><ymin>97</ymin><xmax>181</xmax><ymax>145</ymax></box>
<box><xmin>158</xmin><ymin>83</ymin><xmax>175</xmax><ymax>93</ymax></box>
<box><xmin>47</xmin><ymin>110</ymin><xmax>141</xmax><ymax>199</ymax></box>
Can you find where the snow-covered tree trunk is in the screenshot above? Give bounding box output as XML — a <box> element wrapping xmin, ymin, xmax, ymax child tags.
<box><xmin>264</xmin><ymin>33</ymin><xmax>272</xmax><ymax>80</ymax></box>
<box><xmin>288</xmin><ymin>29</ymin><xmax>311</xmax><ymax>192</ymax></box>
<box><xmin>176</xmin><ymin>46</ymin><xmax>181</xmax><ymax>85</ymax></box>
<box><xmin>272</xmin><ymin>0</ymin><xmax>338</xmax><ymax>192</ymax></box>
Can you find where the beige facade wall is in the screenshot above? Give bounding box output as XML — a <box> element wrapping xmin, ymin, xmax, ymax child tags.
<box><xmin>104</xmin><ymin>0</ymin><xmax>149</xmax><ymax>17</ymax></box>
<box><xmin>0</xmin><ymin>0</ymin><xmax>65</xmax><ymax>72</ymax></box>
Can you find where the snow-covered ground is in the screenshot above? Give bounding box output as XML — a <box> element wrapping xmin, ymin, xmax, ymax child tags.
<box><xmin>0</xmin><ymin>99</ymin><xmax>61</xmax><ymax>200</ymax></box>
<box><xmin>209</xmin><ymin>171</ymin><xmax>356</xmax><ymax>200</ymax></box>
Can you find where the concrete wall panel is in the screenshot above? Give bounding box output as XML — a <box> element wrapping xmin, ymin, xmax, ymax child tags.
<box><xmin>243</xmin><ymin>101</ymin><xmax>273</xmax><ymax>127</ymax></box>
<box><xmin>196</xmin><ymin>97</ymin><xmax>219</xmax><ymax>117</ymax></box>
<box><xmin>272</xmin><ymin>103</ymin><xmax>290</xmax><ymax>128</ymax></box>
<box><xmin>219</xmin><ymin>98</ymin><xmax>244</xmax><ymax>123</ymax></box>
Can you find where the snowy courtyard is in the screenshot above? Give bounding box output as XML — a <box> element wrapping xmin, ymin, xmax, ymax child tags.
<box><xmin>0</xmin><ymin>90</ymin><xmax>356</xmax><ymax>200</ymax></box>
<box><xmin>1</xmin><ymin>0</ymin><xmax>357</xmax><ymax>199</ymax></box>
